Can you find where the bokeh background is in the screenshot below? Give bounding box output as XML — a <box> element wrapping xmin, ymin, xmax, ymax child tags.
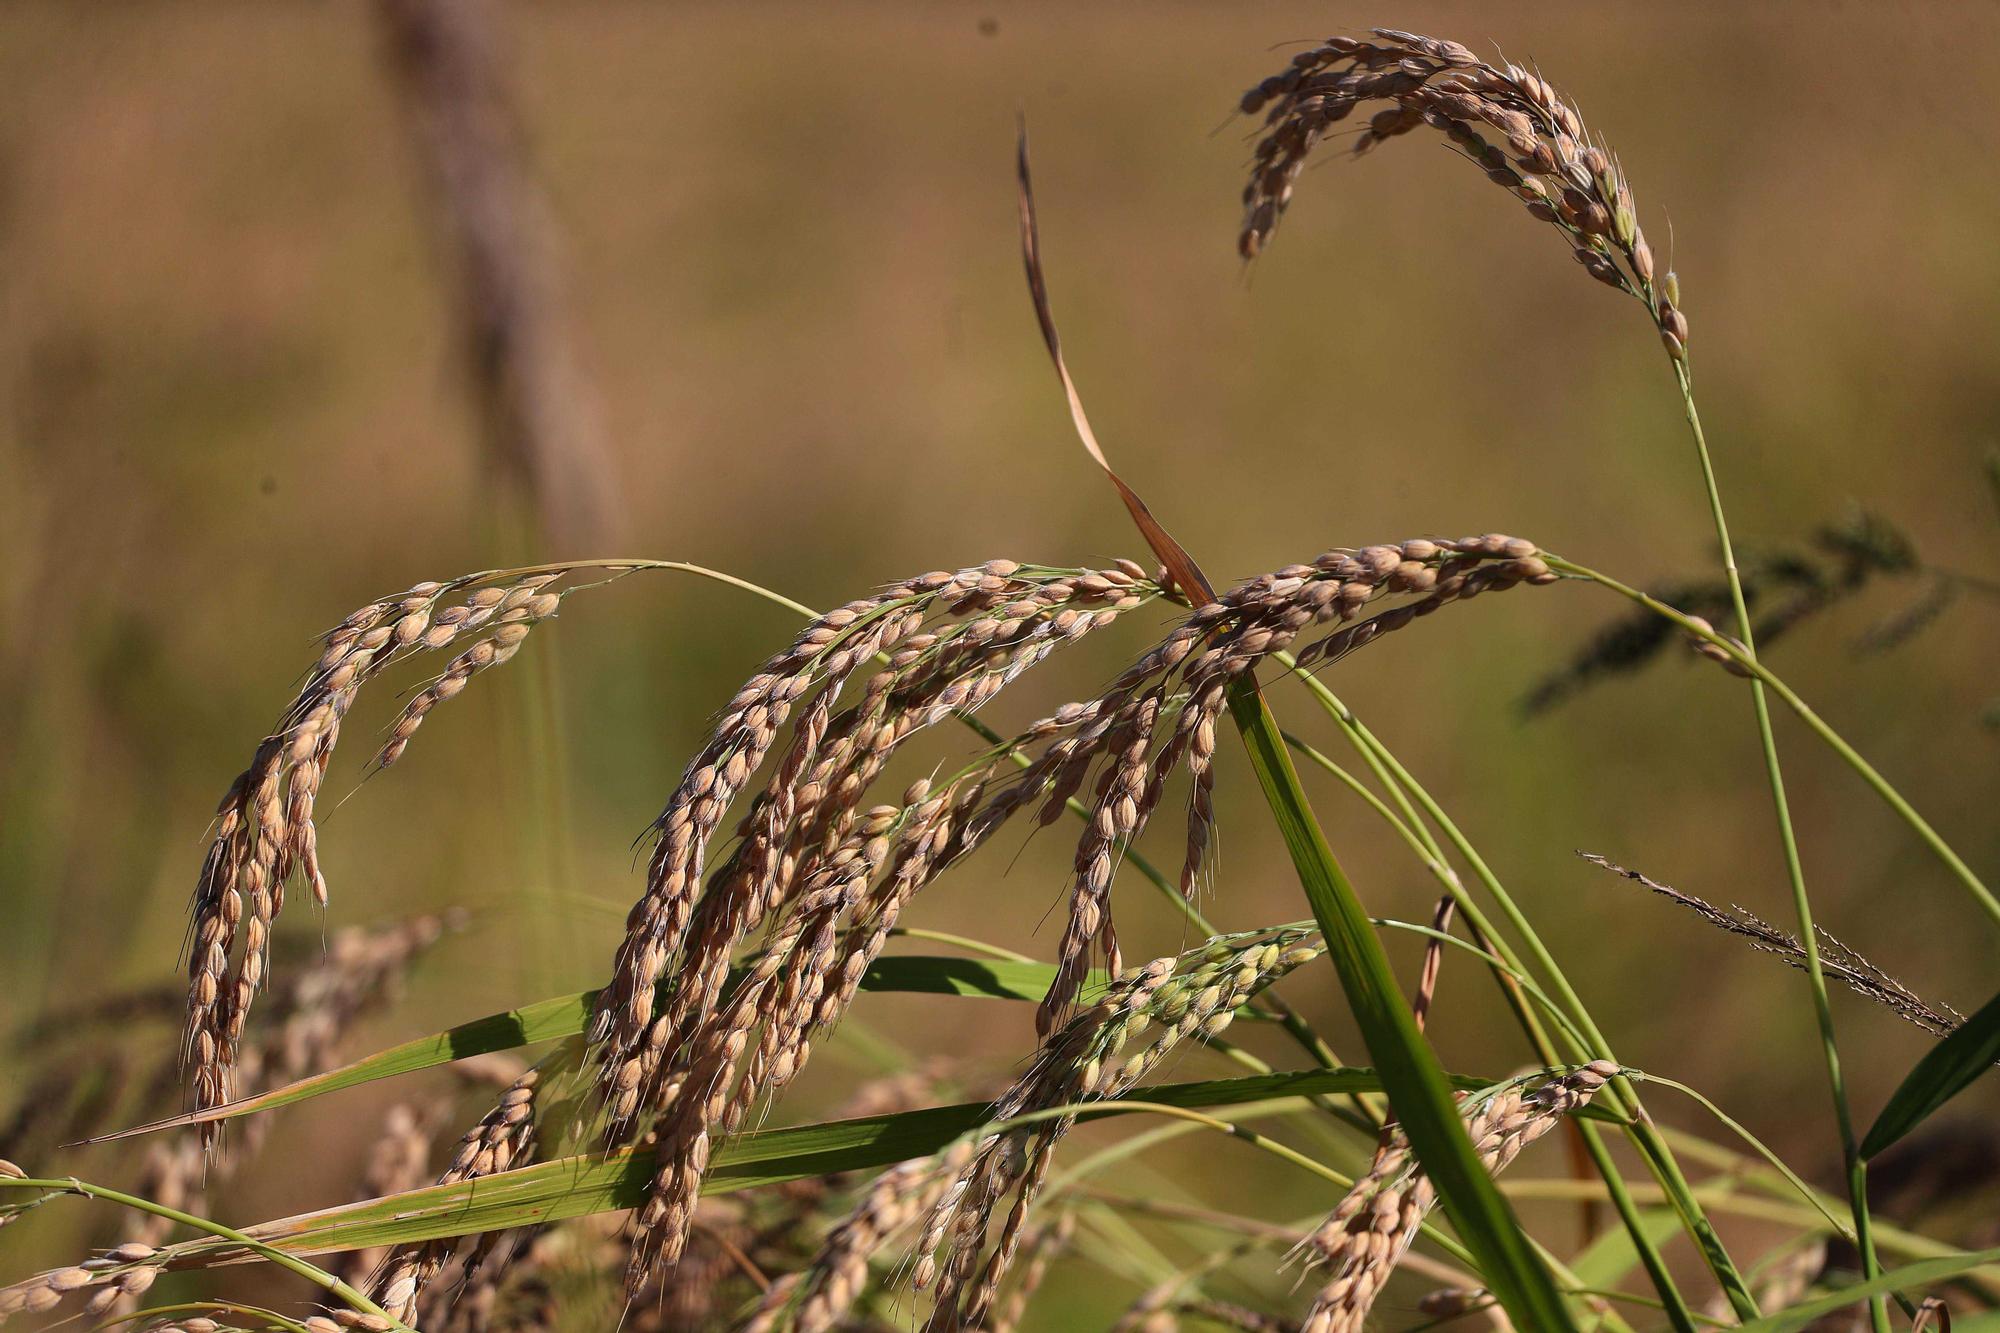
<box><xmin>3</xmin><ymin>3</ymin><xmax>1997</xmax><ymax>1328</ymax></box>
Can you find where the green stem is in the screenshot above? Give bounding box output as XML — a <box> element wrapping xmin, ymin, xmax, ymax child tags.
<box><xmin>1280</xmin><ymin>726</ymin><xmax>1669</xmax><ymax>1279</ymax></box>
<box><xmin>1634</xmin><ymin>1074</ymin><xmax>1870</xmax><ymax>1252</ymax></box>
<box><xmin>1540</xmin><ymin>553</ymin><xmax>2000</xmax><ymax>927</ymax></box>
<box><xmin>1277</xmin><ymin>652</ymin><xmax>1744</xmax><ymax>1324</ymax></box>
<box><xmin>0</xmin><ymin>1177</ymin><xmax>401</xmax><ymax>1326</ymax></box>
<box><xmin>1658</xmin><ymin>1128</ymin><xmax>2000</xmax><ymax>1294</ymax></box>
<box><xmin>1226</xmin><ymin>679</ymin><xmax>1582</xmax><ymax>1332</ymax></box>
<box><xmin>1669</xmin><ymin>366</ymin><xmax>1887</xmax><ymax>1330</ymax></box>
<box><xmin>98</xmin><ymin>1303</ymin><xmax>315</xmax><ymax>1333</ymax></box>
<box><xmin>885</xmin><ymin>926</ymin><xmax>1038</xmax><ymax>964</ymax></box>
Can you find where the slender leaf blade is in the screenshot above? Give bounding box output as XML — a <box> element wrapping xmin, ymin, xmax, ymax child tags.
<box><xmin>1731</xmin><ymin>1246</ymin><xmax>2000</xmax><ymax>1332</ymax></box>
<box><xmin>1226</xmin><ymin>679</ymin><xmax>1580</xmax><ymax>1333</ymax></box>
<box><xmin>1861</xmin><ymin>986</ymin><xmax>2000</xmax><ymax>1160</ymax></box>
<box><xmin>214</xmin><ymin>1067</ymin><xmax>1465</xmax><ymax>1257</ymax></box>
<box><xmin>84</xmin><ymin>956</ymin><xmax>1118</xmax><ymax>1144</ymax></box>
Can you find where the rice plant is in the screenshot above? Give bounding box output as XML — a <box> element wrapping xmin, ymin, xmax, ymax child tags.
<box><xmin>4</xmin><ymin>22</ymin><xmax>1997</xmax><ymax>1333</ymax></box>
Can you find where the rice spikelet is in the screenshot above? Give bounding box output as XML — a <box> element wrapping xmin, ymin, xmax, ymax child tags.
<box><xmin>1236</xmin><ymin>30</ymin><xmax>1687</xmax><ymax>358</ymax></box>
<box><xmin>1293</xmin><ymin>1061</ymin><xmax>1619</xmax><ymax>1333</ymax></box>
<box><xmin>184</xmin><ymin>566</ymin><xmax>590</xmax><ymax>1132</ymax></box>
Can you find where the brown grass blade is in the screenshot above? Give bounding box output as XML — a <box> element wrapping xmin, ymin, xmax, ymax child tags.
<box><xmin>1015</xmin><ymin>126</ymin><xmax>1214</xmax><ymax>605</ymax></box>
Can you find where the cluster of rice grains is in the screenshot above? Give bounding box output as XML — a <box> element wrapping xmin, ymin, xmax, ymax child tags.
<box><xmin>137</xmin><ymin>528</ymin><xmax>1560</xmax><ymax>1330</ymax></box>
<box><xmin>367</xmin><ymin>1065</ymin><xmax>544</xmax><ymax>1328</ymax></box>
<box><xmin>582</xmin><ymin>536</ymin><xmax>1552</xmax><ymax>1295</ymax></box>
<box><xmin>0</xmin><ymin>916</ymin><xmax>461</xmax><ymax>1326</ymax></box>
<box><xmin>1292</xmin><ymin>1063</ymin><xmax>1621</xmax><ymax>1333</ymax></box>
<box><xmin>1237</xmin><ymin>28</ymin><xmax>1688</xmax><ymax>358</ymax></box>
<box><xmin>3</xmin><ymin>16</ymin><xmax>1870</xmax><ymax>1332</ymax></box>
<box><xmin>588</xmin><ymin>559</ymin><xmax>1162</xmax><ymax>1278</ymax></box>
<box><xmin>962</xmin><ymin>535</ymin><xmax>1555</xmax><ymax>1046</ymax></box>
<box><xmin>740</xmin><ymin>928</ymin><xmax>1318</xmax><ymax>1333</ymax></box>
<box><xmin>911</xmin><ymin>928</ymin><xmax>1325</xmax><ymax>1332</ymax></box>
<box><xmin>184</xmin><ymin>568</ymin><xmax>581</xmax><ymax>1127</ymax></box>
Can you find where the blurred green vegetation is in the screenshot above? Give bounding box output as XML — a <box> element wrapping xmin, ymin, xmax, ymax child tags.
<box><xmin>2</xmin><ymin>3</ymin><xmax>1997</xmax><ymax>1327</ymax></box>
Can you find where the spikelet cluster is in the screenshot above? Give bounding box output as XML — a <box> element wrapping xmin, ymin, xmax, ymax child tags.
<box><xmin>958</xmin><ymin>535</ymin><xmax>1555</xmax><ymax>1037</ymax></box>
<box><xmin>588</xmin><ymin>559</ymin><xmax>1159</xmax><ymax>1284</ymax></box>
<box><xmin>0</xmin><ymin>915</ymin><xmax>457</xmax><ymax>1326</ymax></box>
<box><xmin>184</xmin><ymin>566</ymin><xmax>581</xmax><ymax>1129</ymax></box>
<box><xmin>153</xmin><ymin>530</ymin><xmax>1558</xmax><ymax>1308</ymax></box>
<box><xmin>0</xmin><ymin>1242</ymin><xmax>160</xmax><ymax>1322</ymax></box>
<box><xmin>1237</xmin><ymin>29</ymin><xmax>1686</xmax><ymax>358</ymax></box>
<box><xmin>911</xmin><ymin>927</ymin><xmax>1325</xmax><ymax>1331</ymax></box>
<box><xmin>369</xmin><ymin>1066</ymin><xmax>541</xmax><ymax>1326</ymax></box>
<box><xmin>1294</xmin><ymin>1061</ymin><xmax>1620</xmax><ymax>1333</ymax></box>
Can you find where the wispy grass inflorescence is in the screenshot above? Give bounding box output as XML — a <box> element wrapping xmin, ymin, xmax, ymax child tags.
<box><xmin>1522</xmin><ymin>510</ymin><xmax>1933</xmax><ymax>715</ymax></box>
<box><xmin>912</xmin><ymin>927</ymin><xmax>1325</xmax><ymax>1332</ymax></box>
<box><xmin>1580</xmin><ymin>853</ymin><xmax>1967</xmax><ymax>1038</ymax></box>
<box><xmin>1292</xmin><ymin>1062</ymin><xmax>1620</xmax><ymax>1333</ymax></box>
<box><xmin>1236</xmin><ymin>28</ymin><xmax>1686</xmax><ymax>357</ymax></box>
<box><xmin>184</xmin><ymin>563</ymin><xmax>594</xmax><ymax>1131</ymax></box>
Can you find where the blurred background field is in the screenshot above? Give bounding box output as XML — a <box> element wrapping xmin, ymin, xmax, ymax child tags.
<box><xmin>2</xmin><ymin>2</ymin><xmax>1998</xmax><ymax>1326</ymax></box>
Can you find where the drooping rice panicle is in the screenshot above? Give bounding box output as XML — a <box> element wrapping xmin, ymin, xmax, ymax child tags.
<box><xmin>912</xmin><ymin>928</ymin><xmax>1325</xmax><ymax>1330</ymax></box>
<box><xmin>1236</xmin><ymin>29</ymin><xmax>1687</xmax><ymax>357</ymax></box>
<box><xmin>1292</xmin><ymin>1062</ymin><xmax>1620</xmax><ymax>1333</ymax></box>
<box><xmin>958</xmin><ymin>535</ymin><xmax>1555</xmax><ymax>1037</ymax></box>
<box><xmin>184</xmin><ymin>564</ymin><xmax>590</xmax><ymax>1131</ymax></box>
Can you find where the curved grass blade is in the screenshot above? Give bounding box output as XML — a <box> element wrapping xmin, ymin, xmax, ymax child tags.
<box><xmin>79</xmin><ymin>955</ymin><xmax>1114</xmax><ymax>1145</ymax></box>
<box><xmin>1226</xmin><ymin>677</ymin><xmax>1581</xmax><ymax>1333</ymax></box>
<box><xmin>175</xmin><ymin>1067</ymin><xmax>1513</xmax><ymax>1260</ymax></box>
<box><xmin>1861</xmin><ymin>986</ymin><xmax>2000</xmax><ymax>1160</ymax></box>
<box><xmin>1730</xmin><ymin>1246</ymin><xmax>2000</xmax><ymax>1333</ymax></box>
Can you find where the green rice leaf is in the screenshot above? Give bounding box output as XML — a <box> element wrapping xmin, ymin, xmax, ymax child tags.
<box><xmin>1860</xmin><ymin>985</ymin><xmax>2000</xmax><ymax>1160</ymax></box>
<box><xmin>217</xmin><ymin>1066</ymin><xmax>1489</xmax><ymax>1257</ymax></box>
<box><xmin>1731</xmin><ymin>1246</ymin><xmax>2000</xmax><ymax>1332</ymax></box>
<box><xmin>84</xmin><ymin>955</ymin><xmax>1114</xmax><ymax>1145</ymax></box>
<box><xmin>1226</xmin><ymin>678</ymin><xmax>1580</xmax><ymax>1333</ymax></box>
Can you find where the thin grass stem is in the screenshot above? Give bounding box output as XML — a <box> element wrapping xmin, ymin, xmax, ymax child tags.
<box><xmin>1667</xmin><ymin>364</ymin><xmax>1888</xmax><ymax>1332</ymax></box>
<box><xmin>0</xmin><ymin>1176</ymin><xmax>402</xmax><ymax>1327</ymax></box>
<box><xmin>1276</xmin><ymin>652</ymin><xmax>1736</xmax><ymax>1326</ymax></box>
